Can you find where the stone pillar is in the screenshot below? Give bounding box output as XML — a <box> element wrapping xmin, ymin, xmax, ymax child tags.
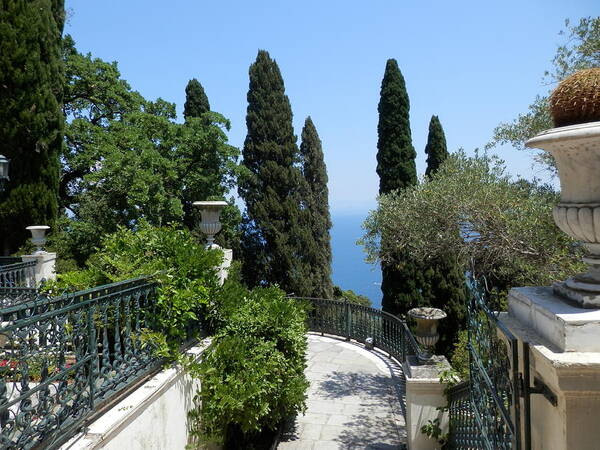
<box><xmin>403</xmin><ymin>356</ymin><xmax>450</xmax><ymax>450</ymax></box>
<box><xmin>21</xmin><ymin>252</ymin><xmax>57</xmax><ymax>284</ymax></box>
<box><xmin>500</xmin><ymin>287</ymin><xmax>600</xmax><ymax>450</ymax></box>
<box><xmin>218</xmin><ymin>249</ymin><xmax>232</xmax><ymax>286</ymax></box>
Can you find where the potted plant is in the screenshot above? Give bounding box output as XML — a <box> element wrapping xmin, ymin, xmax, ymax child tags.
<box><xmin>526</xmin><ymin>68</ymin><xmax>600</xmax><ymax>307</ymax></box>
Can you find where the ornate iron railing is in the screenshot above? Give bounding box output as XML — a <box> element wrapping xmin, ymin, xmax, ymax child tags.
<box><xmin>0</xmin><ymin>276</ymin><xmax>162</xmax><ymax>449</ymax></box>
<box><xmin>0</xmin><ymin>261</ymin><xmax>36</xmax><ymax>290</ymax></box>
<box><xmin>292</xmin><ymin>297</ymin><xmax>422</xmax><ymax>363</ymax></box>
<box><xmin>0</xmin><ymin>258</ymin><xmax>22</xmax><ymax>267</ymax></box>
<box><xmin>447</xmin><ymin>276</ymin><xmax>521</xmax><ymax>450</ymax></box>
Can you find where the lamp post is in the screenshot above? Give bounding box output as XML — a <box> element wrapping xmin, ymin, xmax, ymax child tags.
<box><xmin>0</xmin><ymin>154</ymin><xmax>9</xmax><ymax>194</ymax></box>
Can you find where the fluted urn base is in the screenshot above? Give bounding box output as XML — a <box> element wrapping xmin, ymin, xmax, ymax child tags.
<box><xmin>554</xmin><ymin>259</ymin><xmax>600</xmax><ymax>308</ymax></box>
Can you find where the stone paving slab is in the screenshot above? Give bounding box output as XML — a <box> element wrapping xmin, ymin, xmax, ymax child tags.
<box><xmin>279</xmin><ymin>334</ymin><xmax>406</xmax><ymax>449</ymax></box>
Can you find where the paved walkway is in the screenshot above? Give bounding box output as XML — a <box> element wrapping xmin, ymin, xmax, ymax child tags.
<box><xmin>279</xmin><ymin>334</ymin><xmax>406</xmax><ymax>450</ymax></box>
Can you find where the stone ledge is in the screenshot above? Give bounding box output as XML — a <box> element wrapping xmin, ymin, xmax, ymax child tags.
<box><xmin>508</xmin><ymin>286</ymin><xmax>600</xmax><ymax>352</ymax></box>
<box><xmin>61</xmin><ymin>339</ymin><xmax>210</xmax><ymax>450</ymax></box>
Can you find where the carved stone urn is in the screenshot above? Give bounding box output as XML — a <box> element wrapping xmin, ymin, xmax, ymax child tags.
<box><xmin>193</xmin><ymin>201</ymin><xmax>228</xmax><ymax>249</ymax></box>
<box><xmin>407</xmin><ymin>307</ymin><xmax>446</xmax><ymax>362</ymax></box>
<box><xmin>526</xmin><ymin>121</ymin><xmax>600</xmax><ymax>307</ymax></box>
<box><xmin>26</xmin><ymin>225</ymin><xmax>50</xmax><ymax>254</ymax></box>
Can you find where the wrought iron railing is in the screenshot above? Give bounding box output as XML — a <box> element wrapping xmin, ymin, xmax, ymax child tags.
<box><xmin>447</xmin><ymin>380</ymin><xmax>483</xmax><ymax>449</ymax></box>
<box><xmin>0</xmin><ymin>276</ymin><xmax>162</xmax><ymax>449</ymax></box>
<box><xmin>292</xmin><ymin>297</ymin><xmax>422</xmax><ymax>363</ymax></box>
<box><xmin>0</xmin><ymin>261</ymin><xmax>36</xmax><ymax>290</ymax></box>
<box><xmin>0</xmin><ymin>258</ymin><xmax>22</xmax><ymax>267</ymax></box>
<box><xmin>447</xmin><ymin>275</ymin><xmax>521</xmax><ymax>450</ymax></box>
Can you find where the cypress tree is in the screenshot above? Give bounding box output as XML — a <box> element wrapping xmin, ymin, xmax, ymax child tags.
<box><xmin>0</xmin><ymin>0</ymin><xmax>64</xmax><ymax>255</ymax></box>
<box><xmin>422</xmin><ymin>115</ymin><xmax>467</xmax><ymax>354</ymax></box>
<box><xmin>300</xmin><ymin>117</ymin><xmax>333</xmax><ymax>298</ymax></box>
<box><xmin>183</xmin><ymin>78</ymin><xmax>210</xmax><ymax>120</ymax></box>
<box><xmin>376</xmin><ymin>59</ymin><xmax>420</xmax><ymax>316</ymax></box>
<box><xmin>424</xmin><ymin>115</ymin><xmax>448</xmax><ymax>177</ymax></box>
<box><xmin>239</xmin><ymin>50</ymin><xmax>308</xmax><ymax>294</ymax></box>
<box><xmin>376</xmin><ymin>59</ymin><xmax>417</xmax><ymax>194</ymax></box>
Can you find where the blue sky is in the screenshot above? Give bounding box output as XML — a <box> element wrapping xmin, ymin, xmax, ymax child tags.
<box><xmin>65</xmin><ymin>1</ymin><xmax>596</xmax><ymax>214</ymax></box>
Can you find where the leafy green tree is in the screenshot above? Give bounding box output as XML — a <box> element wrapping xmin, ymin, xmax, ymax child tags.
<box><xmin>184</xmin><ymin>78</ymin><xmax>210</xmax><ymax>120</ymax></box>
<box><xmin>333</xmin><ymin>286</ymin><xmax>371</xmax><ymax>307</ymax></box>
<box><xmin>362</xmin><ymin>151</ymin><xmax>584</xmax><ymax>308</ymax></box>
<box><xmin>421</xmin><ymin>115</ymin><xmax>466</xmax><ymax>352</ymax></box>
<box><xmin>375</xmin><ymin>59</ymin><xmax>419</xmax><ymax>316</ymax></box>
<box><xmin>0</xmin><ymin>0</ymin><xmax>64</xmax><ymax>255</ymax></box>
<box><xmin>300</xmin><ymin>117</ymin><xmax>333</xmax><ymax>298</ymax></box>
<box><xmin>239</xmin><ymin>50</ymin><xmax>309</xmax><ymax>294</ymax></box>
<box><xmin>489</xmin><ymin>17</ymin><xmax>600</xmax><ymax>171</ymax></box>
<box><xmin>56</xmin><ymin>38</ymin><xmax>240</xmax><ymax>265</ymax></box>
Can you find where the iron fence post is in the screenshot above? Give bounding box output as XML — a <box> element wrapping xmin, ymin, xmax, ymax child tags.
<box><xmin>345</xmin><ymin>299</ymin><xmax>351</xmax><ymax>341</ymax></box>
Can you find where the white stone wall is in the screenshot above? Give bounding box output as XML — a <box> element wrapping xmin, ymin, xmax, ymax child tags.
<box><xmin>62</xmin><ymin>344</ymin><xmax>208</xmax><ymax>450</ymax></box>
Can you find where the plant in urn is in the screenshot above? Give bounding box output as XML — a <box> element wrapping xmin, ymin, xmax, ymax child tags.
<box><xmin>526</xmin><ymin>68</ymin><xmax>600</xmax><ymax>307</ymax></box>
<box><xmin>408</xmin><ymin>307</ymin><xmax>446</xmax><ymax>362</ymax></box>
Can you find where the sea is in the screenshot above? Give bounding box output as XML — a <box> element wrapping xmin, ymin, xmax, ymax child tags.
<box><xmin>330</xmin><ymin>213</ymin><xmax>382</xmax><ymax>309</ymax></box>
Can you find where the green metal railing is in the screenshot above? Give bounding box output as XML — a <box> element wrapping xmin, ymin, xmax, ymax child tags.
<box><xmin>446</xmin><ymin>275</ymin><xmax>521</xmax><ymax>450</ymax></box>
<box><xmin>0</xmin><ymin>276</ymin><xmax>162</xmax><ymax>449</ymax></box>
<box><xmin>0</xmin><ymin>261</ymin><xmax>36</xmax><ymax>289</ymax></box>
<box><xmin>0</xmin><ymin>258</ymin><xmax>23</xmax><ymax>267</ymax></box>
<box><xmin>292</xmin><ymin>297</ymin><xmax>422</xmax><ymax>363</ymax></box>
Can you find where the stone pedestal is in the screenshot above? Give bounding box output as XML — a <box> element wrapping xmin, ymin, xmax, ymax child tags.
<box><xmin>501</xmin><ymin>287</ymin><xmax>600</xmax><ymax>450</ymax></box>
<box><xmin>403</xmin><ymin>356</ymin><xmax>450</xmax><ymax>450</ymax></box>
<box><xmin>21</xmin><ymin>252</ymin><xmax>56</xmax><ymax>284</ymax></box>
<box><xmin>218</xmin><ymin>249</ymin><xmax>232</xmax><ymax>286</ymax></box>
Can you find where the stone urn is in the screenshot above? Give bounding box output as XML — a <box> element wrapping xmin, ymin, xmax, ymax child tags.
<box><xmin>407</xmin><ymin>307</ymin><xmax>446</xmax><ymax>362</ymax></box>
<box><xmin>26</xmin><ymin>226</ymin><xmax>50</xmax><ymax>254</ymax></box>
<box><xmin>526</xmin><ymin>121</ymin><xmax>600</xmax><ymax>307</ymax></box>
<box><xmin>193</xmin><ymin>201</ymin><xmax>228</xmax><ymax>249</ymax></box>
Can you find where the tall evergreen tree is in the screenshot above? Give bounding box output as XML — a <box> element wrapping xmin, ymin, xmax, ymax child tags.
<box><xmin>422</xmin><ymin>115</ymin><xmax>466</xmax><ymax>353</ymax></box>
<box><xmin>300</xmin><ymin>117</ymin><xmax>333</xmax><ymax>298</ymax></box>
<box><xmin>376</xmin><ymin>59</ymin><xmax>420</xmax><ymax>316</ymax></box>
<box><xmin>183</xmin><ymin>78</ymin><xmax>210</xmax><ymax>120</ymax></box>
<box><xmin>376</xmin><ymin>59</ymin><xmax>417</xmax><ymax>194</ymax></box>
<box><xmin>239</xmin><ymin>50</ymin><xmax>308</xmax><ymax>294</ymax></box>
<box><xmin>0</xmin><ymin>0</ymin><xmax>64</xmax><ymax>254</ymax></box>
<box><xmin>424</xmin><ymin>115</ymin><xmax>448</xmax><ymax>177</ymax></box>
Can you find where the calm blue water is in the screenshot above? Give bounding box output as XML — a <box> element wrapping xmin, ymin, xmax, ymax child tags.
<box><xmin>330</xmin><ymin>213</ymin><xmax>382</xmax><ymax>309</ymax></box>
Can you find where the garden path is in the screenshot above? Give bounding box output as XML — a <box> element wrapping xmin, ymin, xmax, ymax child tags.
<box><xmin>278</xmin><ymin>334</ymin><xmax>406</xmax><ymax>450</ymax></box>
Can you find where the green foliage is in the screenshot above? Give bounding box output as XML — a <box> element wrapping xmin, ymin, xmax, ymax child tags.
<box><xmin>0</xmin><ymin>0</ymin><xmax>64</xmax><ymax>254</ymax></box>
<box><xmin>184</xmin><ymin>78</ymin><xmax>210</xmax><ymax>120</ymax></box>
<box><xmin>375</xmin><ymin>59</ymin><xmax>420</xmax><ymax>319</ymax></box>
<box><xmin>188</xmin><ymin>283</ymin><xmax>308</xmax><ymax>445</ymax></box>
<box><xmin>239</xmin><ymin>50</ymin><xmax>310</xmax><ymax>295</ymax></box>
<box><xmin>488</xmin><ymin>17</ymin><xmax>600</xmax><ymax>171</ymax></box>
<box><xmin>58</xmin><ymin>37</ymin><xmax>241</xmax><ymax>264</ymax></box>
<box><xmin>363</xmin><ymin>151</ymin><xmax>584</xmax><ymax>304</ymax></box>
<box><xmin>376</xmin><ymin>59</ymin><xmax>416</xmax><ymax>194</ymax></box>
<box><xmin>449</xmin><ymin>330</ymin><xmax>470</xmax><ymax>380</ymax></box>
<box><xmin>47</xmin><ymin>222</ymin><xmax>222</xmax><ymax>349</ymax></box>
<box><xmin>424</xmin><ymin>115</ymin><xmax>448</xmax><ymax>178</ymax></box>
<box><xmin>422</xmin><ymin>116</ymin><xmax>467</xmax><ymax>354</ymax></box>
<box><xmin>420</xmin><ymin>418</ymin><xmax>448</xmax><ymax>448</ymax></box>
<box><xmin>332</xmin><ymin>286</ymin><xmax>372</xmax><ymax>307</ymax></box>
<box><xmin>300</xmin><ymin>117</ymin><xmax>333</xmax><ymax>298</ymax></box>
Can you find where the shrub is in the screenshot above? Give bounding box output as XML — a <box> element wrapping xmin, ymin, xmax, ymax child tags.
<box><xmin>189</xmin><ymin>283</ymin><xmax>309</xmax><ymax>446</ymax></box>
<box><xmin>45</xmin><ymin>222</ymin><xmax>222</xmax><ymax>351</ymax></box>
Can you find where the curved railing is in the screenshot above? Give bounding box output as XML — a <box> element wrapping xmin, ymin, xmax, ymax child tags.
<box><xmin>0</xmin><ymin>276</ymin><xmax>163</xmax><ymax>449</ymax></box>
<box><xmin>291</xmin><ymin>297</ymin><xmax>423</xmax><ymax>364</ymax></box>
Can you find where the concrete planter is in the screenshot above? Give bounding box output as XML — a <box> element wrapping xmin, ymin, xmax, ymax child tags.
<box><xmin>193</xmin><ymin>201</ymin><xmax>228</xmax><ymax>248</ymax></box>
<box><xmin>526</xmin><ymin>121</ymin><xmax>600</xmax><ymax>307</ymax></box>
<box><xmin>407</xmin><ymin>307</ymin><xmax>446</xmax><ymax>362</ymax></box>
